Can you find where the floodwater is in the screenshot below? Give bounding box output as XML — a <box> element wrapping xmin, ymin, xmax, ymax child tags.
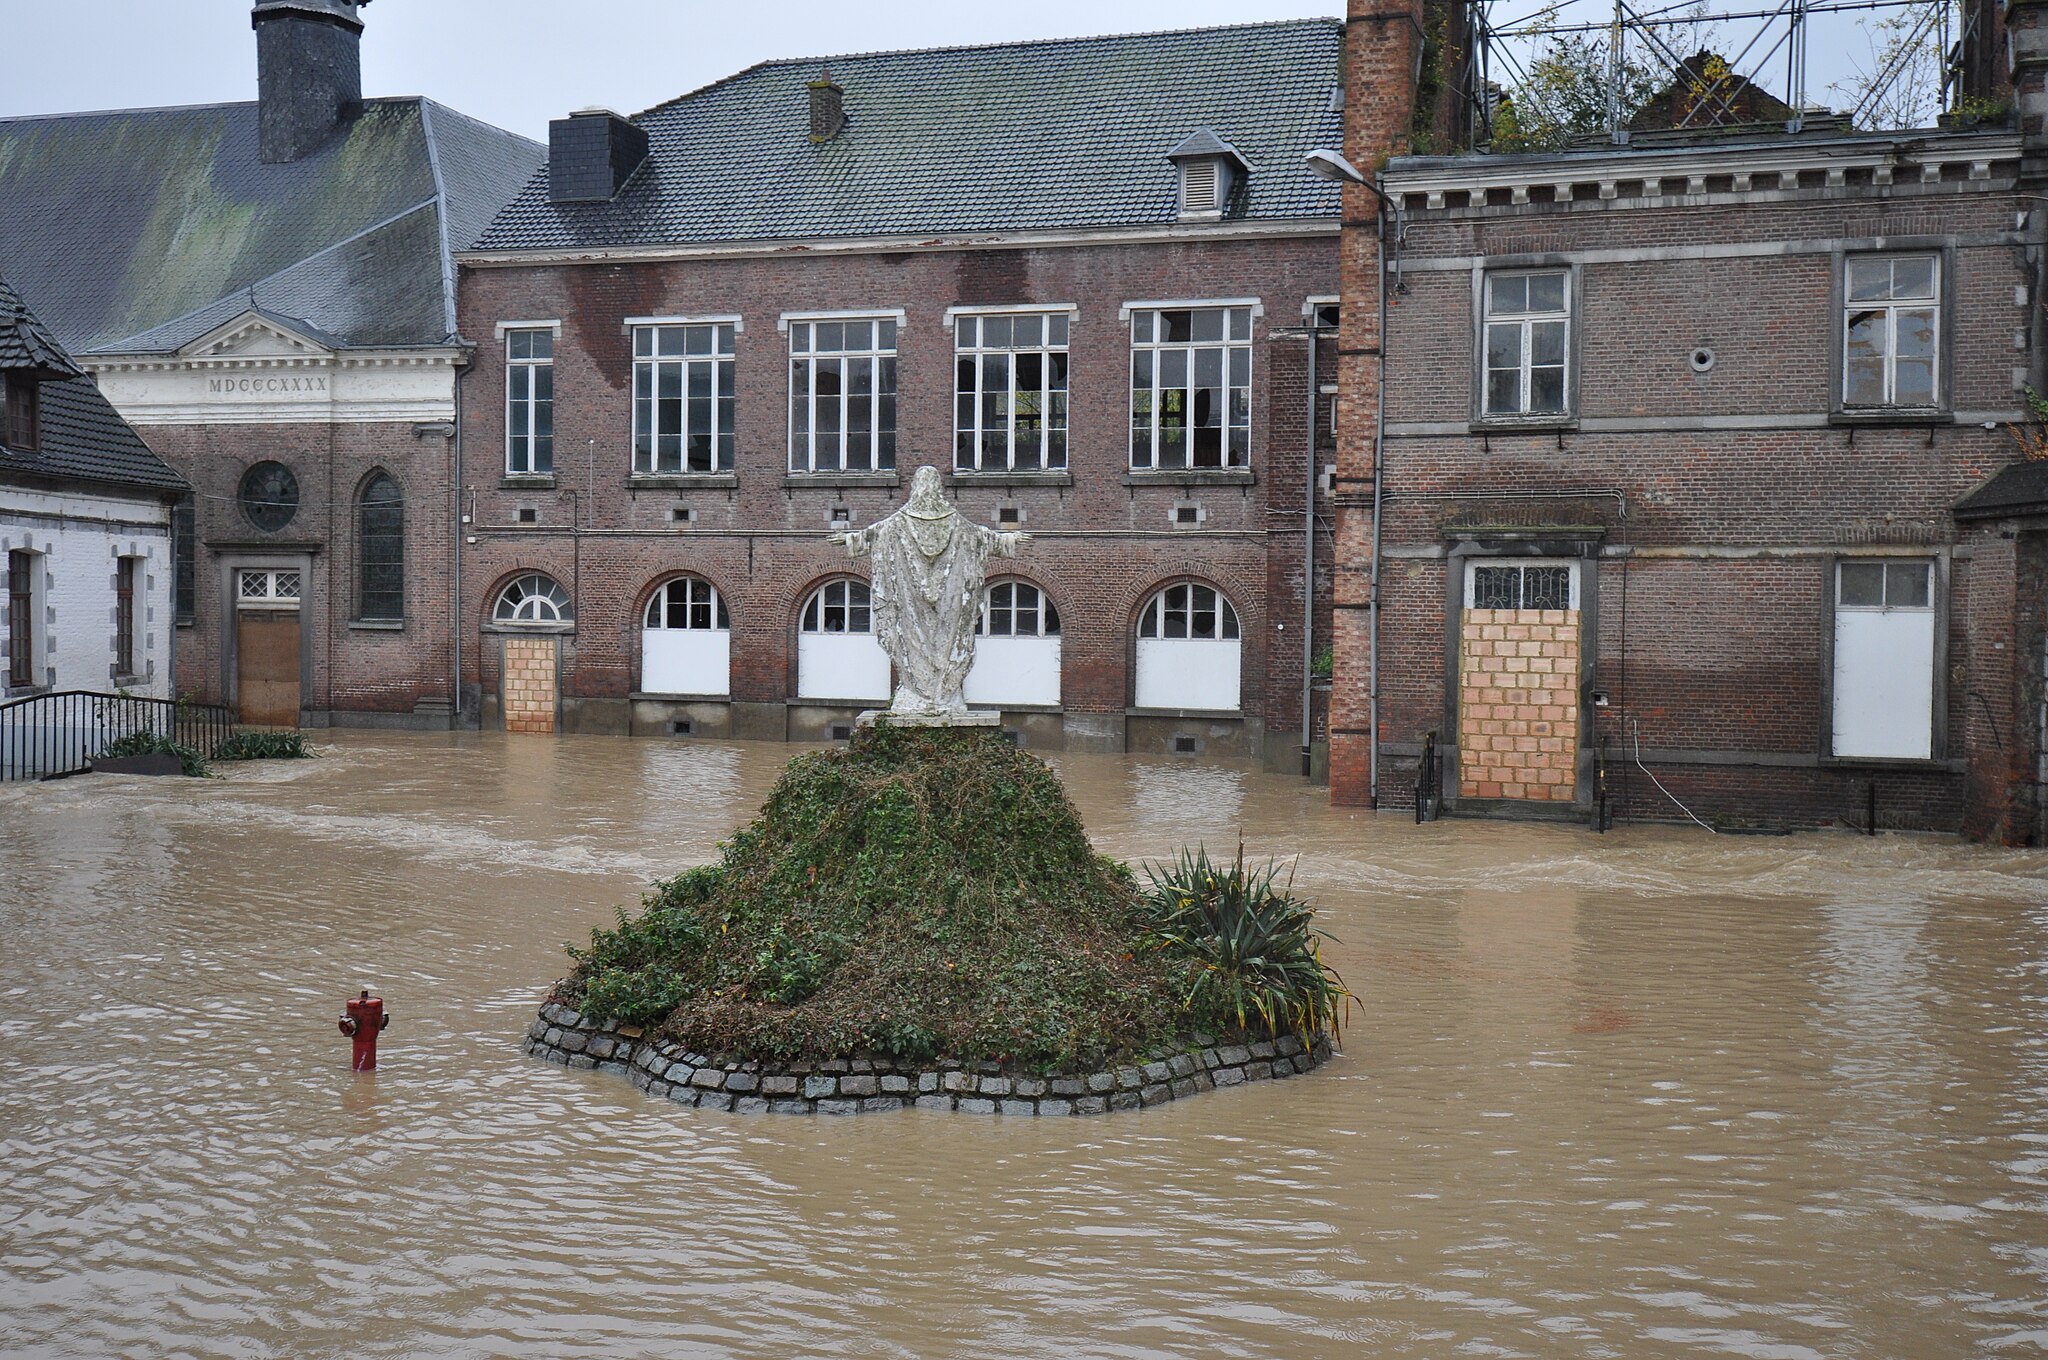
<box><xmin>2</xmin><ymin>734</ymin><xmax>2046</xmax><ymax>1360</ymax></box>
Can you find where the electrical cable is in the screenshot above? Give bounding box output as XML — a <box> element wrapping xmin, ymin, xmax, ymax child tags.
<box><xmin>1631</xmin><ymin>717</ymin><xmax>1717</xmax><ymax>833</ymax></box>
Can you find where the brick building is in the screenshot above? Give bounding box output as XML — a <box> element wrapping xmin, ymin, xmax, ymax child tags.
<box><xmin>455</xmin><ymin>22</ymin><xmax>1343</xmax><ymax>765</ymax></box>
<box><xmin>1328</xmin><ymin>0</ymin><xmax>2048</xmax><ymax>840</ymax></box>
<box><xmin>0</xmin><ymin>0</ymin><xmax>541</xmax><ymax>728</ymax></box>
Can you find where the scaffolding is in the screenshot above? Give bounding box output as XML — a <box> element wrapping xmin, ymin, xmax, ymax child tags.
<box><xmin>1463</xmin><ymin>0</ymin><xmax>1995</xmax><ymax>148</ymax></box>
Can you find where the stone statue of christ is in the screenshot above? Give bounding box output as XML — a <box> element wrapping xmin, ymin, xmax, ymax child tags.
<box><xmin>830</xmin><ymin>465</ymin><xmax>1029</xmax><ymax>718</ymax></box>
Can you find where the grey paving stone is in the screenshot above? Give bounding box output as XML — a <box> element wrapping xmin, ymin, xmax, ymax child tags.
<box><xmin>803</xmin><ymin>1076</ymin><xmax>838</xmax><ymax>1100</ymax></box>
<box><xmin>839</xmin><ymin>1075</ymin><xmax>879</xmax><ymax>1097</ymax></box>
<box><xmin>724</xmin><ymin>1072</ymin><xmax>759</xmax><ymax>1093</ymax></box>
<box><xmin>1213</xmin><ymin>1067</ymin><xmax>1246</xmax><ymax>1087</ymax></box>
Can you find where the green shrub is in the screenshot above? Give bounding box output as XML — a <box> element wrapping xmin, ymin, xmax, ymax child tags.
<box><xmin>213</xmin><ymin>730</ymin><xmax>313</xmax><ymax>761</ymax></box>
<box><xmin>95</xmin><ymin>731</ymin><xmax>207</xmax><ymax>777</ymax></box>
<box><xmin>1143</xmin><ymin>845</ymin><xmax>1349</xmax><ymax>1046</ymax></box>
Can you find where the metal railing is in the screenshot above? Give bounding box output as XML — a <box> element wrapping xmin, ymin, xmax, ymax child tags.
<box><xmin>0</xmin><ymin>691</ymin><xmax>240</xmax><ymax>781</ymax></box>
<box><xmin>1415</xmin><ymin>729</ymin><xmax>1442</xmax><ymax>823</ymax></box>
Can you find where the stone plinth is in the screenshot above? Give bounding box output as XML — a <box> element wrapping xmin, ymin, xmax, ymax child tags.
<box><xmin>853</xmin><ymin>708</ymin><xmax>1002</xmax><ymax>731</ymax></box>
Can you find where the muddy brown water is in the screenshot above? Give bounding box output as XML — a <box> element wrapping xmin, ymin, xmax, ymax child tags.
<box><xmin>2</xmin><ymin>732</ymin><xmax>2046</xmax><ymax>1359</ymax></box>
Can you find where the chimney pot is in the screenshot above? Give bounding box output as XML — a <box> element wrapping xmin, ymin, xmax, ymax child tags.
<box><xmin>809</xmin><ymin>70</ymin><xmax>846</xmax><ymax>144</ymax></box>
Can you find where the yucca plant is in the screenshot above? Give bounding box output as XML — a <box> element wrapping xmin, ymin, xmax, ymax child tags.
<box><xmin>1143</xmin><ymin>844</ymin><xmax>1348</xmax><ymax>1046</ymax></box>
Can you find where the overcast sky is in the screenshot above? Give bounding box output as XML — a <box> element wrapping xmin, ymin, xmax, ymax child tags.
<box><xmin>0</xmin><ymin>1</ymin><xmax>1343</xmax><ymax>140</ymax></box>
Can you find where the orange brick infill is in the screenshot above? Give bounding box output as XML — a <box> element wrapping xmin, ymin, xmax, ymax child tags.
<box><xmin>1458</xmin><ymin>608</ymin><xmax>1580</xmax><ymax>803</ymax></box>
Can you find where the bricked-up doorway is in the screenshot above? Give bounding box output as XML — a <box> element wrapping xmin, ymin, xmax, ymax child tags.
<box><xmin>501</xmin><ymin>635</ymin><xmax>559</xmax><ymax>734</ymax></box>
<box><xmin>1455</xmin><ymin>559</ymin><xmax>1581</xmax><ymax>804</ymax></box>
<box><xmin>234</xmin><ymin>568</ymin><xmax>301</xmax><ymax>726</ymax></box>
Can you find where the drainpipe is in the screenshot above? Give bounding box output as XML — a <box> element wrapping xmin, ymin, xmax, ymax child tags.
<box><xmin>1369</xmin><ymin>205</ymin><xmax>1387</xmax><ymax>809</ymax></box>
<box><xmin>1303</xmin><ymin>319</ymin><xmax>1319</xmax><ymax>778</ymax></box>
<box><xmin>451</xmin><ymin>363</ymin><xmax>464</xmax><ymax>728</ymax></box>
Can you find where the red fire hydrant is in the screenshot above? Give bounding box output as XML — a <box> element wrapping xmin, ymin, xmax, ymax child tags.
<box><xmin>339</xmin><ymin>988</ymin><xmax>389</xmax><ymax>1071</ymax></box>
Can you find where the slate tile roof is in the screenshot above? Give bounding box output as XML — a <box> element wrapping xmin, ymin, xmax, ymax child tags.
<box><xmin>475</xmin><ymin>19</ymin><xmax>1344</xmax><ymax>253</ymax></box>
<box><xmin>0</xmin><ymin>273</ymin><xmax>184</xmax><ymax>495</ymax></box>
<box><xmin>0</xmin><ymin>97</ymin><xmax>541</xmax><ymax>354</ymax></box>
<box><xmin>1954</xmin><ymin>459</ymin><xmax>2048</xmax><ymax>519</ymax></box>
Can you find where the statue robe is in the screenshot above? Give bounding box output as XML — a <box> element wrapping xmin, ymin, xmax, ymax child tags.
<box><xmin>841</xmin><ymin>506</ymin><xmax>1024</xmax><ymax>713</ymax></box>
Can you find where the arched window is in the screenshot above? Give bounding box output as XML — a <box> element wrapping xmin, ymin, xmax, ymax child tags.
<box><xmin>801</xmin><ymin>578</ymin><xmax>873</xmax><ymax>634</ymax></box>
<box><xmin>975</xmin><ymin>581</ymin><xmax>1061</xmax><ymax>637</ymax></box>
<box><xmin>641</xmin><ymin>576</ymin><xmax>731</xmax><ymax>697</ymax></box>
<box><xmin>966</xmin><ymin>580</ymin><xmax>1062</xmax><ymax>709</ymax></box>
<box><xmin>493</xmin><ymin>573</ymin><xmax>570</xmax><ymax>625</ymax></box>
<box><xmin>796</xmin><ymin>578</ymin><xmax>888</xmax><ymax>702</ymax></box>
<box><xmin>357</xmin><ymin>472</ymin><xmax>403</xmax><ymax>620</ymax></box>
<box><xmin>1135</xmin><ymin>582</ymin><xmax>1241</xmax><ymax>711</ymax></box>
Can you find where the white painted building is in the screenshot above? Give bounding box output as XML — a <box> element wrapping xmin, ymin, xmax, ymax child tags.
<box><xmin>2</xmin><ymin>274</ymin><xmax>186</xmax><ymax>706</ymax></box>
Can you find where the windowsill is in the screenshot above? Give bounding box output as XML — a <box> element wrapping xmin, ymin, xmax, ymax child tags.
<box><xmin>110</xmin><ymin>674</ymin><xmax>144</xmax><ymax>689</ymax></box>
<box><xmin>348</xmin><ymin>619</ymin><xmax>405</xmax><ymax>631</ymax></box>
<box><xmin>782</xmin><ymin>472</ymin><xmax>899</xmax><ymax>489</ymax></box>
<box><xmin>969</xmin><ymin>702</ymin><xmax>1064</xmax><ymax>715</ymax></box>
<box><xmin>1121</xmin><ymin>468</ymin><xmax>1255</xmax><ymax>487</ymax></box>
<box><xmin>628</xmin><ymin>473</ymin><xmax>738</xmax><ymax>489</ymax></box>
<box><xmin>785</xmin><ymin>697</ymin><xmax>883</xmax><ymax>708</ymax></box>
<box><xmin>1827</xmin><ymin>409</ymin><xmax>1953</xmax><ymax>428</ymax></box>
<box><xmin>500</xmin><ymin>475</ymin><xmax>556</xmax><ymax>489</ymax></box>
<box><xmin>630</xmin><ymin>691</ymin><xmax>733</xmax><ymax>703</ymax></box>
<box><xmin>1819</xmin><ymin>754</ymin><xmax>1966</xmax><ymax>773</ymax></box>
<box><xmin>946</xmin><ymin>470</ymin><xmax>1074</xmax><ymax>488</ymax></box>
<box><xmin>1470</xmin><ymin>416</ymin><xmax>1579</xmax><ymax>434</ymax></box>
<box><xmin>175</xmin><ymin>618</ymin><xmax>196</xmax><ymax>629</ymax></box>
<box><xmin>482</xmin><ymin>622</ymin><xmax>575</xmax><ymax>636</ymax></box>
<box><xmin>1125</xmin><ymin>705</ymin><xmax>1245</xmax><ymax>720</ymax></box>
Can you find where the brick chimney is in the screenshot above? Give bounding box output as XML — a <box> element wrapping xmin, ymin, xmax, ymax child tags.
<box><xmin>547</xmin><ymin>109</ymin><xmax>650</xmax><ymax>204</ymax></box>
<box><xmin>252</xmin><ymin>0</ymin><xmax>368</xmax><ymax>164</ymax></box>
<box><xmin>809</xmin><ymin>71</ymin><xmax>847</xmax><ymax>143</ymax></box>
<box><xmin>1328</xmin><ymin>0</ymin><xmax>1426</xmax><ymax>808</ymax></box>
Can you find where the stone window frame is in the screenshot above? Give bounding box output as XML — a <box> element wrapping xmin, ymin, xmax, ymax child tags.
<box><xmin>1440</xmin><ymin>534</ymin><xmax>1603</xmax><ymax>813</ymax></box>
<box><xmin>113</xmin><ymin>554</ymin><xmax>139</xmax><ymax>680</ymax></box>
<box><xmin>1832</xmin><ymin>246</ymin><xmax>1952</xmax><ymax>420</ymax></box>
<box><xmin>946</xmin><ymin>304</ymin><xmax>1074</xmax><ymax>475</ymax></box>
<box><xmin>500</xmin><ymin>320</ymin><xmax>559</xmax><ymax>478</ymax></box>
<box><xmin>1122</xmin><ymin>299</ymin><xmax>1261</xmax><ymax>472</ymax></box>
<box><xmin>1472</xmin><ymin>264</ymin><xmax>1578</xmax><ymax>427</ymax></box>
<box><xmin>626</xmin><ymin>315</ymin><xmax>740</xmax><ymax>478</ymax></box>
<box><xmin>782</xmin><ymin>310</ymin><xmax>903</xmax><ymax>475</ymax></box>
<box><xmin>6</xmin><ymin>546</ymin><xmax>43</xmax><ymax>692</ymax></box>
<box><xmin>1816</xmin><ymin>550</ymin><xmax>1951</xmax><ymax>767</ymax></box>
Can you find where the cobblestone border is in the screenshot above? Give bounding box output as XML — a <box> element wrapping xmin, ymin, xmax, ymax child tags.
<box><xmin>523</xmin><ymin>1000</ymin><xmax>1332</xmax><ymax>1115</ymax></box>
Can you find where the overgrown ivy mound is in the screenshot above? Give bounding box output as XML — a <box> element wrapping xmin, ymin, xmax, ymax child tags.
<box><xmin>563</xmin><ymin>725</ymin><xmax>1195</xmax><ymax>1071</ymax></box>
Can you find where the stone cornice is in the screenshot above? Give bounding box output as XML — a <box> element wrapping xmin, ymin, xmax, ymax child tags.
<box><xmin>1382</xmin><ymin>133</ymin><xmax>2024</xmax><ymax>212</ymax></box>
<box><xmin>81</xmin><ymin>349</ymin><xmax>466</xmax><ymax>375</ymax></box>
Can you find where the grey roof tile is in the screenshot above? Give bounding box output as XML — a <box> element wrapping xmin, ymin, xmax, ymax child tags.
<box><xmin>475</xmin><ymin>19</ymin><xmax>1343</xmax><ymax>252</ymax></box>
<box><xmin>1954</xmin><ymin>459</ymin><xmax>2048</xmax><ymax>518</ymax></box>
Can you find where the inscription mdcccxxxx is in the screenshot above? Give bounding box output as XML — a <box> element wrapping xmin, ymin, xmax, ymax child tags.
<box><xmin>207</xmin><ymin>376</ymin><xmax>330</xmax><ymax>396</ymax></box>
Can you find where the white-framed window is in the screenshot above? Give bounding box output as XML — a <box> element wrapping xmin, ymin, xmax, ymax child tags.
<box><xmin>797</xmin><ymin>578</ymin><xmax>889</xmax><ymax>702</ymax></box>
<box><xmin>1466</xmin><ymin>560</ymin><xmax>1579</xmax><ymax>611</ymax></box>
<box><xmin>789</xmin><ymin>318</ymin><xmax>897</xmax><ymax>472</ymax></box>
<box><xmin>1129</xmin><ymin>305</ymin><xmax>1252</xmax><ymax>469</ymax></box>
<box><xmin>1134</xmin><ymin>582</ymin><xmax>1242</xmax><ymax>711</ymax></box>
<box><xmin>641</xmin><ymin>575</ymin><xmax>731</xmax><ymax>697</ymax></box>
<box><xmin>1843</xmin><ymin>254</ymin><xmax>1939</xmax><ymax>409</ymax></box>
<box><xmin>966</xmin><ymin>580</ymin><xmax>1062</xmax><ymax>709</ymax></box>
<box><xmin>1832</xmin><ymin>559</ymin><xmax>1936</xmax><ymax>759</ymax></box>
<box><xmin>954</xmin><ymin>313</ymin><xmax>1070</xmax><ymax>472</ymax></box>
<box><xmin>493</xmin><ymin>573</ymin><xmax>570</xmax><ymax>625</ymax></box>
<box><xmin>505</xmin><ymin>328</ymin><xmax>554</xmax><ymax>475</ymax></box>
<box><xmin>238</xmin><ymin>568</ymin><xmax>302</xmax><ymax>608</ymax></box>
<box><xmin>1482</xmin><ymin>270</ymin><xmax>1570</xmax><ymax>418</ymax></box>
<box><xmin>633</xmin><ymin>322</ymin><xmax>736</xmax><ymax>474</ymax></box>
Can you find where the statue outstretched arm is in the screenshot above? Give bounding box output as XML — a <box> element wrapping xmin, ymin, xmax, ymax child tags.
<box><xmin>828</xmin><ymin>526</ymin><xmax>877</xmax><ymax>558</ymax></box>
<box><xmin>975</xmin><ymin>526</ymin><xmax>1029</xmax><ymax>558</ymax></box>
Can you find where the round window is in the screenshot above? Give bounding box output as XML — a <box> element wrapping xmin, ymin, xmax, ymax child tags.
<box><xmin>239</xmin><ymin>462</ymin><xmax>300</xmax><ymax>532</ymax></box>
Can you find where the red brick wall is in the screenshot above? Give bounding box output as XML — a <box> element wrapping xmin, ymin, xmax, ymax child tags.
<box><xmin>455</xmin><ymin>235</ymin><xmax>1337</xmax><ymax>740</ymax></box>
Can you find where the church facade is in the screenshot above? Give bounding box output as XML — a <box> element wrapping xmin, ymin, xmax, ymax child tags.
<box><xmin>455</xmin><ymin>22</ymin><xmax>1343</xmax><ymax>767</ymax></box>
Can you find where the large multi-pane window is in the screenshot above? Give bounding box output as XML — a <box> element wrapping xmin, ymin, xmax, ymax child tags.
<box><xmin>633</xmin><ymin>322</ymin><xmax>736</xmax><ymax>474</ymax></box>
<box><xmin>505</xmin><ymin>328</ymin><xmax>554</xmax><ymax>475</ymax></box>
<box><xmin>789</xmin><ymin>318</ymin><xmax>897</xmax><ymax>472</ymax></box>
<box><xmin>1482</xmin><ymin>271</ymin><xmax>1570</xmax><ymax>418</ymax></box>
<box><xmin>357</xmin><ymin>472</ymin><xmax>404</xmax><ymax>620</ymax></box>
<box><xmin>1843</xmin><ymin>254</ymin><xmax>1939</xmax><ymax>409</ymax></box>
<box><xmin>954</xmin><ymin>312</ymin><xmax>1069</xmax><ymax>472</ymax></box>
<box><xmin>1129</xmin><ymin>305</ymin><xmax>1252</xmax><ymax>469</ymax></box>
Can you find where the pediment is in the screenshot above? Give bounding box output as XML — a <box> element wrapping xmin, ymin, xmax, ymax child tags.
<box><xmin>182</xmin><ymin>311</ymin><xmax>334</xmax><ymax>361</ymax></box>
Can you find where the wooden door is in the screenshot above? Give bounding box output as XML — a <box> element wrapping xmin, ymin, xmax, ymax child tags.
<box><xmin>237</xmin><ymin>611</ymin><xmax>301</xmax><ymax>726</ymax></box>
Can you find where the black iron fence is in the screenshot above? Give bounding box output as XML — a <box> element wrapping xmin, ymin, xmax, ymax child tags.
<box><xmin>0</xmin><ymin>691</ymin><xmax>240</xmax><ymax>781</ymax></box>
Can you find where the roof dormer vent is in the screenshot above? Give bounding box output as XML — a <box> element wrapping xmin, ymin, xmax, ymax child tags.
<box><xmin>1166</xmin><ymin>129</ymin><xmax>1249</xmax><ymax>221</ymax></box>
